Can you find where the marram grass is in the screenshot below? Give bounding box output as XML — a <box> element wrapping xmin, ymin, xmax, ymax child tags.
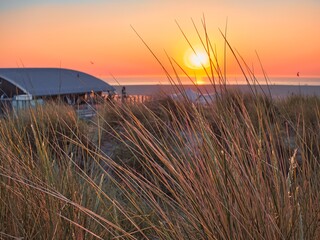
<box><xmin>0</xmin><ymin>92</ymin><xmax>319</xmax><ymax>239</ymax></box>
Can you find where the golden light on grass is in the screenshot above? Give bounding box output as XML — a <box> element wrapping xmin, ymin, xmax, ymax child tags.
<box><xmin>184</xmin><ymin>45</ymin><xmax>210</xmax><ymax>70</ymax></box>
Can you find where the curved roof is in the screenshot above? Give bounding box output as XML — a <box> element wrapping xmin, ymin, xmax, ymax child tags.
<box><xmin>0</xmin><ymin>68</ymin><xmax>115</xmax><ymax>97</ymax></box>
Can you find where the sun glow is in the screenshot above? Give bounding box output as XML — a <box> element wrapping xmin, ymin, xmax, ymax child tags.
<box><xmin>184</xmin><ymin>46</ymin><xmax>210</xmax><ymax>70</ymax></box>
<box><xmin>195</xmin><ymin>77</ymin><xmax>206</xmax><ymax>85</ymax></box>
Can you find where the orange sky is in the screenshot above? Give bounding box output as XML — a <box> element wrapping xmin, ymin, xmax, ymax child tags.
<box><xmin>1</xmin><ymin>0</ymin><xmax>319</xmax><ymax>84</ymax></box>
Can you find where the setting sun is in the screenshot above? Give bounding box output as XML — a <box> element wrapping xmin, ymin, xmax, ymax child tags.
<box><xmin>184</xmin><ymin>46</ymin><xmax>210</xmax><ymax>70</ymax></box>
<box><xmin>195</xmin><ymin>77</ymin><xmax>206</xmax><ymax>85</ymax></box>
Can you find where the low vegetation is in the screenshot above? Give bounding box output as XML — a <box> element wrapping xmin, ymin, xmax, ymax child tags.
<box><xmin>0</xmin><ymin>91</ymin><xmax>319</xmax><ymax>239</ymax></box>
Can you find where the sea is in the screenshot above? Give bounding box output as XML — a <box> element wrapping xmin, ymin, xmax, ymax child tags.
<box><xmin>109</xmin><ymin>76</ymin><xmax>320</xmax><ymax>98</ymax></box>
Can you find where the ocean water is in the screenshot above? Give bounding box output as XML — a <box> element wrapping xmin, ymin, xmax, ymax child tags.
<box><xmin>111</xmin><ymin>76</ymin><xmax>320</xmax><ymax>98</ymax></box>
<box><xmin>106</xmin><ymin>75</ymin><xmax>320</xmax><ymax>86</ymax></box>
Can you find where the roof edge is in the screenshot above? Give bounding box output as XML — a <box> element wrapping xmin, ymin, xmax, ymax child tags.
<box><xmin>0</xmin><ymin>73</ymin><xmax>30</xmax><ymax>95</ymax></box>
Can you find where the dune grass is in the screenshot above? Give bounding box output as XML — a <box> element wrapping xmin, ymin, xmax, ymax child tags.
<box><xmin>1</xmin><ymin>92</ymin><xmax>318</xmax><ymax>239</ymax></box>
<box><xmin>95</xmin><ymin>91</ymin><xmax>320</xmax><ymax>239</ymax></box>
<box><xmin>1</xmin><ymin>22</ymin><xmax>320</xmax><ymax>239</ymax></box>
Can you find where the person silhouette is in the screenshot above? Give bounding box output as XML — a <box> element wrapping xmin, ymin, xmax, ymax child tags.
<box><xmin>121</xmin><ymin>86</ymin><xmax>127</xmax><ymax>101</ymax></box>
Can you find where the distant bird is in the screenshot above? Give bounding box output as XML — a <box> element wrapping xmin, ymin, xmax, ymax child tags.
<box><xmin>90</xmin><ymin>61</ymin><xmax>94</xmax><ymax>65</ymax></box>
<box><xmin>297</xmin><ymin>72</ymin><xmax>300</xmax><ymax>77</ymax></box>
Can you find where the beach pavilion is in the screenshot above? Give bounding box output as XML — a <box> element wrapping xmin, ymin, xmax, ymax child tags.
<box><xmin>0</xmin><ymin>68</ymin><xmax>115</xmax><ymax>112</ymax></box>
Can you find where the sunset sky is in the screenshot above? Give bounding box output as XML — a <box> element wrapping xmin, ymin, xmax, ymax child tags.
<box><xmin>1</xmin><ymin>0</ymin><xmax>319</xmax><ymax>84</ymax></box>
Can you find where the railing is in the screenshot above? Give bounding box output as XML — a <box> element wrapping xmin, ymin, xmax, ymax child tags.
<box><xmin>113</xmin><ymin>94</ymin><xmax>153</xmax><ymax>104</ymax></box>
